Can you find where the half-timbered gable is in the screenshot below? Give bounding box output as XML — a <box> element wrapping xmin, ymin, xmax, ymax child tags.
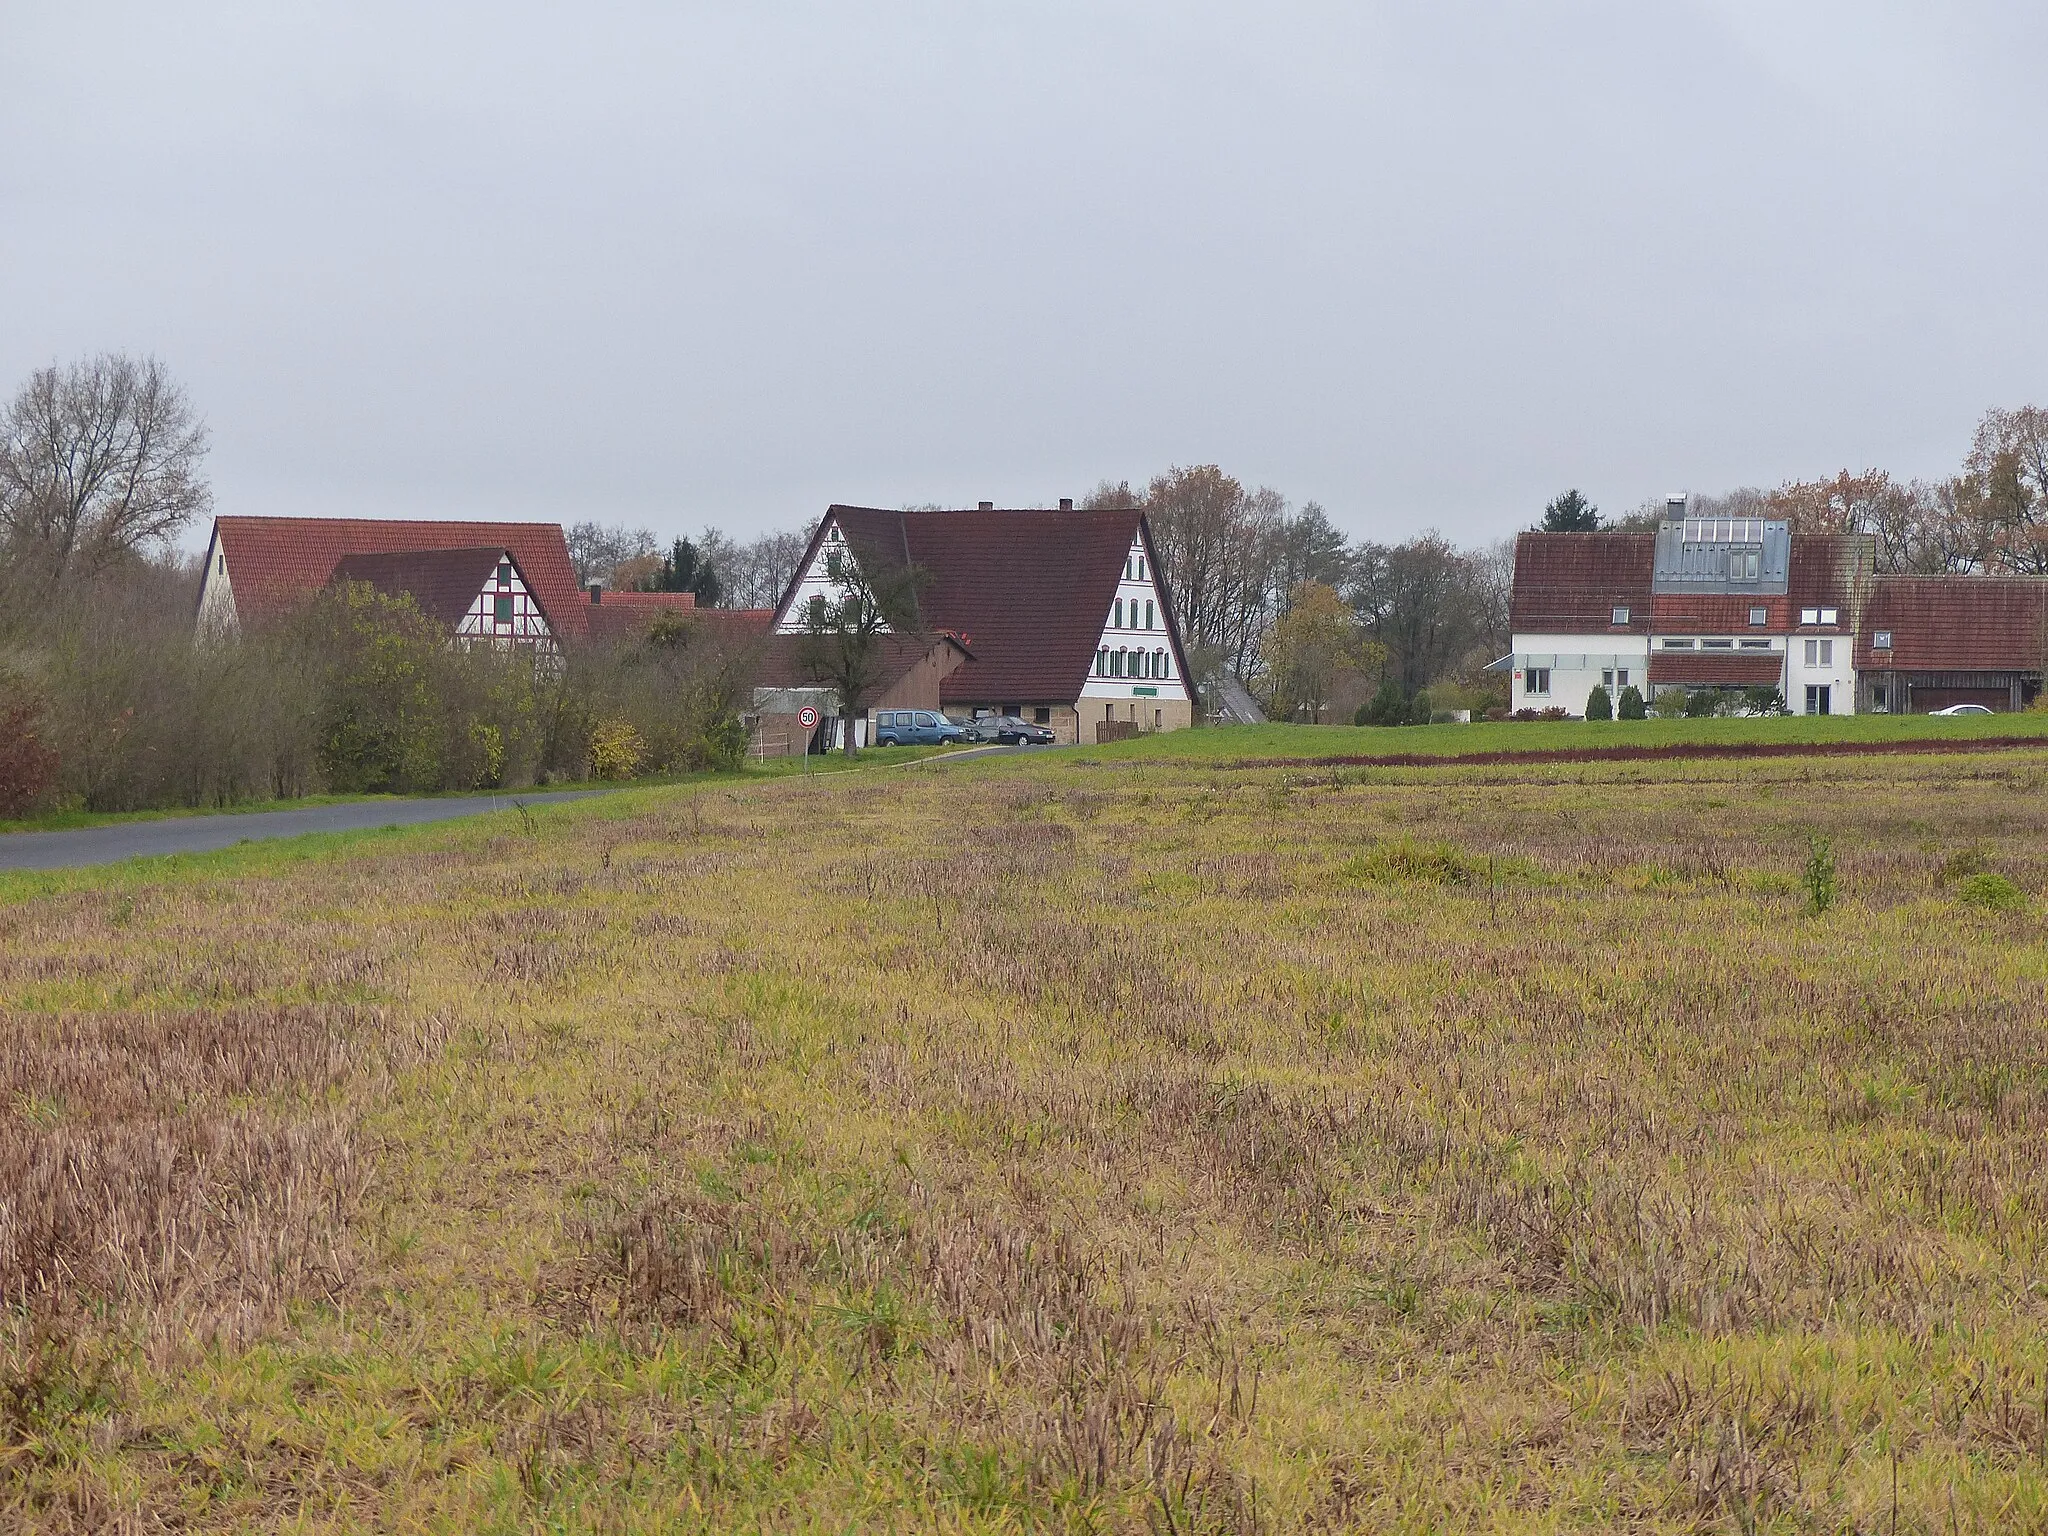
<box><xmin>1078</xmin><ymin>523</ymin><xmax>1191</xmax><ymax>726</ymax></box>
<box><xmin>329</xmin><ymin>547</ymin><xmax>561</xmax><ymax>655</ymax></box>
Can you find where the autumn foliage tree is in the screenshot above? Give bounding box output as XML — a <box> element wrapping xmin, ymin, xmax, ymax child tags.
<box><xmin>1264</xmin><ymin>582</ymin><xmax>1385</xmax><ymax>722</ymax></box>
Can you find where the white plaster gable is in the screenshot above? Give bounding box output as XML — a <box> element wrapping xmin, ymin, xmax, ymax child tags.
<box><xmin>775</xmin><ymin>519</ymin><xmax>891</xmax><ymax>634</ymax></box>
<box><xmin>1079</xmin><ymin>529</ymin><xmax>1187</xmax><ymax>701</ymax></box>
<box><xmin>455</xmin><ymin>552</ymin><xmax>558</xmax><ymax>652</ymax></box>
<box><xmin>195</xmin><ymin>524</ymin><xmax>239</xmax><ymax>637</ymax></box>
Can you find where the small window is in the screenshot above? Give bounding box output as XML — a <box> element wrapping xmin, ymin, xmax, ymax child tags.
<box><xmin>1145</xmin><ymin>600</ymin><xmax>1155</xmax><ymax>630</ymax></box>
<box><xmin>493</xmin><ymin>594</ymin><xmax>513</xmax><ymax>624</ymax></box>
<box><xmin>1137</xmin><ymin>556</ymin><xmax>1146</xmax><ymax>580</ymax></box>
<box><xmin>1874</xmin><ymin>629</ymin><xmax>1893</xmax><ymax>650</ymax></box>
<box><xmin>1800</xmin><ymin>607</ymin><xmax>1819</xmax><ymax>625</ymax></box>
<box><xmin>1602</xmin><ymin>669</ymin><xmax>1614</xmax><ymax>687</ymax></box>
<box><xmin>1820</xmin><ymin>607</ymin><xmax>1838</xmax><ymax>625</ymax></box>
<box><xmin>1611</xmin><ymin>606</ymin><xmax>1630</xmax><ymax>626</ymax></box>
<box><xmin>497</xmin><ymin>560</ymin><xmax>512</xmax><ymax>588</ymax></box>
<box><xmin>1525</xmin><ymin>667</ymin><xmax>1551</xmax><ymax>696</ymax></box>
<box><xmin>1034</xmin><ymin>707</ymin><xmax>1050</xmax><ymax>724</ymax></box>
<box><xmin>1819</xmin><ymin>639</ymin><xmax>1833</xmax><ymax>665</ymax></box>
<box><xmin>1114</xmin><ymin>599</ymin><xmax>1124</xmax><ymax>628</ymax></box>
<box><xmin>808</xmin><ymin>594</ymin><xmax>827</xmax><ymax>625</ymax></box>
<box><xmin>1097</xmin><ymin>647</ymin><xmax>1108</xmax><ymax>675</ymax></box>
<box><xmin>1660</xmin><ymin>637</ymin><xmax>1695</xmax><ymax>650</ymax></box>
<box><xmin>825</xmin><ymin>550</ymin><xmax>844</xmax><ymax>581</ymax></box>
<box><xmin>1739</xmin><ymin>639</ymin><xmax>1771</xmax><ymax>650</ymax></box>
<box><xmin>1702</xmin><ymin>639</ymin><xmax>1733</xmax><ymax>650</ymax></box>
<box><xmin>1160</xmin><ymin>651</ymin><xmax>1172</xmax><ymax>680</ymax></box>
<box><xmin>1616</xmin><ymin>668</ymin><xmax>1629</xmax><ymax>689</ymax></box>
<box><xmin>1749</xmin><ymin>606</ymin><xmax>1768</xmax><ymax>626</ymax></box>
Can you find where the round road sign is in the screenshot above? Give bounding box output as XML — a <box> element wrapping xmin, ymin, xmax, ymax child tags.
<box><xmin>797</xmin><ymin>706</ymin><xmax>820</xmax><ymax>730</ymax></box>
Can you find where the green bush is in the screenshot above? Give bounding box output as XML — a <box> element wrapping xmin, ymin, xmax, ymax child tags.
<box><xmin>1685</xmin><ymin>688</ymin><xmax>1717</xmax><ymax>718</ymax></box>
<box><xmin>1957</xmin><ymin>872</ymin><xmax>2026</xmax><ymax>912</ymax></box>
<box><xmin>1359</xmin><ymin>679</ymin><xmax>1406</xmax><ymax>726</ymax></box>
<box><xmin>1617</xmin><ymin>685</ymin><xmax>1647</xmax><ymax>720</ymax></box>
<box><xmin>1585</xmin><ymin>684</ymin><xmax>1612</xmax><ymax>721</ymax></box>
<box><xmin>1408</xmin><ymin>689</ymin><xmax>1434</xmax><ymax>726</ymax></box>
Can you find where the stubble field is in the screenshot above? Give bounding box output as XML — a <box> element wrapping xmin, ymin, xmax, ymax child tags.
<box><xmin>4</xmin><ymin>737</ymin><xmax>2048</xmax><ymax>1532</ymax></box>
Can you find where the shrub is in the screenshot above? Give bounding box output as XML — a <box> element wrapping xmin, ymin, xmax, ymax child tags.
<box><xmin>1744</xmin><ymin>686</ymin><xmax>1788</xmax><ymax>716</ymax></box>
<box><xmin>307</xmin><ymin>584</ymin><xmax>451</xmax><ymax>794</ymax></box>
<box><xmin>1653</xmin><ymin>686</ymin><xmax>1690</xmax><ymax>718</ymax></box>
<box><xmin>1512</xmin><ymin>707</ymin><xmax>1539</xmax><ymax>721</ymax></box>
<box><xmin>1359</xmin><ymin>679</ymin><xmax>1407</xmax><ymax>727</ymax></box>
<box><xmin>1407</xmin><ymin>689</ymin><xmax>1434</xmax><ymax>726</ymax></box>
<box><xmin>588</xmin><ymin>718</ymin><xmax>647</xmax><ymax>780</ymax></box>
<box><xmin>1685</xmin><ymin>688</ymin><xmax>1717</xmax><ymax>718</ymax></box>
<box><xmin>0</xmin><ymin>691</ymin><xmax>59</xmax><ymax>817</ymax></box>
<box><xmin>1804</xmin><ymin>833</ymin><xmax>1836</xmax><ymax>913</ymax></box>
<box><xmin>1585</xmin><ymin>684</ymin><xmax>1612</xmax><ymax>721</ymax></box>
<box><xmin>1617</xmin><ymin>684</ymin><xmax>1647</xmax><ymax>720</ymax></box>
<box><xmin>1957</xmin><ymin>872</ymin><xmax>2026</xmax><ymax>912</ymax></box>
<box><xmin>1537</xmin><ymin>706</ymin><xmax>1570</xmax><ymax>721</ymax></box>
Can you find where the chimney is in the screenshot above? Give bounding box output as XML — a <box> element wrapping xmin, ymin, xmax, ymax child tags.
<box><xmin>588</xmin><ymin>581</ymin><xmax>603</xmax><ymax>605</ymax></box>
<box><xmin>977</xmin><ymin>500</ymin><xmax>994</xmax><ymax>511</ymax></box>
<box><xmin>1666</xmin><ymin>493</ymin><xmax>1688</xmax><ymax>520</ymax></box>
<box><xmin>1058</xmin><ymin>497</ymin><xmax>1074</xmax><ymax>511</ymax></box>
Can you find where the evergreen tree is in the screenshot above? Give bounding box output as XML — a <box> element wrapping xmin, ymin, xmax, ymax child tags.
<box><xmin>1539</xmin><ymin>489</ymin><xmax>1600</xmax><ymax>532</ymax></box>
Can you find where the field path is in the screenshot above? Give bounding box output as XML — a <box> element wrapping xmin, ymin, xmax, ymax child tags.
<box><xmin>0</xmin><ymin>788</ymin><xmax>613</xmax><ymax>871</ymax></box>
<box><xmin>1217</xmin><ymin>731</ymin><xmax>2048</xmax><ymax>770</ymax></box>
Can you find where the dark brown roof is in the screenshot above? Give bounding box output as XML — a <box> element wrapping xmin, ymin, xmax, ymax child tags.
<box><xmin>1857</xmin><ymin>577</ymin><xmax>2048</xmax><ymax>671</ymax></box>
<box><xmin>330</xmin><ymin>547</ymin><xmax>516</xmax><ymax>630</ymax></box>
<box><xmin>1510</xmin><ymin>533</ymin><xmax>1654</xmax><ymax>633</ymax></box>
<box><xmin>1650</xmin><ymin>593</ymin><xmax>1792</xmax><ymax>633</ymax></box>
<box><xmin>212</xmin><ymin>516</ymin><xmax>586</xmax><ymax>637</ymax></box>
<box><xmin>782</xmin><ymin>506</ymin><xmax>1185</xmax><ymax>703</ymax></box>
<box><xmin>1785</xmin><ymin>534</ymin><xmax>1876</xmax><ymax>621</ymax></box>
<box><xmin>1648</xmin><ymin>652</ymin><xmax>1785</xmax><ymax>686</ymax></box>
<box><xmin>749</xmin><ymin>630</ymin><xmax>968</xmax><ymax>691</ymax></box>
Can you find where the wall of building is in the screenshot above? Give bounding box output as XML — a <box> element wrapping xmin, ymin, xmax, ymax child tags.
<box><xmin>1785</xmin><ymin>633</ymin><xmax>1857</xmax><ymax>714</ymax></box>
<box><xmin>1078</xmin><ymin>696</ymin><xmax>1194</xmax><ymax>735</ymax></box>
<box><xmin>1509</xmin><ymin>634</ymin><xmax>1651</xmax><ymax>714</ymax></box>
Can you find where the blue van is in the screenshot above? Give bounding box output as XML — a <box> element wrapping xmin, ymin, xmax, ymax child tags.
<box><xmin>873</xmin><ymin>710</ymin><xmax>966</xmax><ymax>746</ymax></box>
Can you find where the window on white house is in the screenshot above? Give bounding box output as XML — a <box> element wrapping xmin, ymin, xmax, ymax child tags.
<box><xmin>1145</xmin><ymin>600</ymin><xmax>1155</xmax><ymax>630</ymax></box>
<box><xmin>1800</xmin><ymin>607</ymin><xmax>1819</xmax><ymax>624</ymax></box>
<box><xmin>1739</xmin><ymin>639</ymin><xmax>1771</xmax><ymax>650</ymax></box>
<box><xmin>1137</xmin><ymin>556</ymin><xmax>1146</xmax><ymax>580</ymax></box>
<box><xmin>1803</xmin><ymin>638</ymin><xmax>1835</xmax><ymax>666</ymax></box>
<box><xmin>1098</xmin><ymin>647</ymin><xmax>1109</xmax><ymax>675</ymax></box>
<box><xmin>1703</xmin><ymin>639</ymin><xmax>1734</xmax><ymax>650</ymax></box>
<box><xmin>1612</xmin><ymin>606</ymin><xmax>1630</xmax><ymax>625</ymax></box>
<box><xmin>497</xmin><ymin>561</ymin><xmax>512</xmax><ymax>588</ymax></box>
<box><xmin>1617</xmin><ymin>668</ymin><xmax>1629</xmax><ymax>688</ymax></box>
<box><xmin>494</xmin><ymin>595</ymin><xmax>513</xmax><ymax>624</ymax></box>
<box><xmin>1526</xmin><ymin>668</ymin><xmax>1551</xmax><ymax>696</ymax></box>
<box><xmin>1660</xmin><ymin>637</ymin><xmax>1696</xmax><ymax>649</ymax></box>
<box><xmin>825</xmin><ymin>550</ymin><xmax>844</xmax><ymax>580</ymax></box>
<box><xmin>1602</xmin><ymin>669</ymin><xmax>1614</xmax><ymax>687</ymax></box>
<box><xmin>808</xmin><ymin>594</ymin><xmax>827</xmax><ymax>625</ymax></box>
<box><xmin>1159</xmin><ymin>651</ymin><xmax>1172</xmax><ymax>679</ymax></box>
<box><xmin>1749</xmin><ymin>606</ymin><xmax>1768</xmax><ymax>626</ymax></box>
<box><xmin>1114</xmin><ymin>599</ymin><xmax>1124</xmax><ymax>628</ymax></box>
<box><xmin>1874</xmin><ymin>630</ymin><xmax>1893</xmax><ymax>649</ymax></box>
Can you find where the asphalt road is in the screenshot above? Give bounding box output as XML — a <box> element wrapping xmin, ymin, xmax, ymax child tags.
<box><xmin>0</xmin><ymin>790</ymin><xmax>612</xmax><ymax>872</ymax></box>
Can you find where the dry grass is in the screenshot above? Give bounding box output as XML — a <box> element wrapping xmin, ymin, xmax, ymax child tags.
<box><xmin>2</xmin><ymin>744</ymin><xmax>2047</xmax><ymax>1531</ymax></box>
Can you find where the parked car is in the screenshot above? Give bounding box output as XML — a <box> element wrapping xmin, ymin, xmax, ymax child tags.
<box><xmin>873</xmin><ymin>709</ymin><xmax>967</xmax><ymax>746</ymax></box>
<box><xmin>1929</xmin><ymin>703</ymin><xmax>1995</xmax><ymax>716</ymax></box>
<box><xmin>964</xmin><ymin>714</ymin><xmax>1056</xmax><ymax>745</ymax></box>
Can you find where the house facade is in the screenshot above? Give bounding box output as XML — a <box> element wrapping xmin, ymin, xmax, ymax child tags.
<box><xmin>1508</xmin><ymin>502</ymin><xmax>2046</xmax><ymax>715</ymax></box>
<box><xmin>768</xmin><ymin>502</ymin><xmax>1194</xmax><ymax>743</ymax></box>
<box><xmin>328</xmin><ymin>547</ymin><xmax>562</xmax><ymax>656</ymax></box>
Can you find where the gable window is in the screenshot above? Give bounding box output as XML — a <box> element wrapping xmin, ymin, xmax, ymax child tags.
<box><xmin>1145</xmin><ymin>600</ymin><xmax>1155</xmax><ymax>630</ymax></box>
<box><xmin>1749</xmin><ymin>606</ymin><xmax>1768</xmax><ymax>626</ymax></box>
<box><xmin>1097</xmin><ymin>646</ymin><xmax>1109</xmax><ymax>676</ymax></box>
<box><xmin>825</xmin><ymin>550</ymin><xmax>844</xmax><ymax>581</ymax></box>
<box><xmin>1159</xmin><ymin>650</ymin><xmax>1172</xmax><ymax>679</ymax></box>
<box><xmin>1873</xmin><ymin>629</ymin><xmax>1893</xmax><ymax>650</ymax></box>
<box><xmin>808</xmin><ymin>594</ymin><xmax>827</xmax><ymax>626</ymax></box>
<box><xmin>497</xmin><ymin>560</ymin><xmax>512</xmax><ymax>588</ymax></box>
<box><xmin>1114</xmin><ymin>599</ymin><xmax>1124</xmax><ymax>628</ymax></box>
<box><xmin>1611</xmin><ymin>606</ymin><xmax>1630</xmax><ymax>626</ymax></box>
<box><xmin>493</xmin><ymin>594</ymin><xmax>513</xmax><ymax>624</ymax></box>
<box><xmin>1525</xmin><ymin>668</ymin><xmax>1551</xmax><ymax>697</ymax></box>
<box><xmin>1137</xmin><ymin>556</ymin><xmax>1145</xmax><ymax>580</ymax></box>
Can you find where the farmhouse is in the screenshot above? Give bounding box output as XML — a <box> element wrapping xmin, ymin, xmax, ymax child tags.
<box><xmin>198</xmin><ymin>516</ymin><xmax>586</xmax><ymax>644</ymax></box>
<box><xmin>766</xmin><ymin>501</ymin><xmax>1193</xmax><ymax>746</ymax></box>
<box><xmin>1507</xmin><ymin>499</ymin><xmax>2048</xmax><ymax>715</ymax></box>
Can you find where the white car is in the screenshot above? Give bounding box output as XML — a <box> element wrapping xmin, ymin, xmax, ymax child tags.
<box><xmin>1929</xmin><ymin>703</ymin><xmax>1995</xmax><ymax>716</ymax></box>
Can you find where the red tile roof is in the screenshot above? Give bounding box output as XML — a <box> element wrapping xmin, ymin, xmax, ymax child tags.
<box><xmin>1650</xmin><ymin>593</ymin><xmax>1791</xmax><ymax>633</ymax></box>
<box><xmin>330</xmin><ymin>547</ymin><xmax>513</xmax><ymax>630</ymax></box>
<box><xmin>1785</xmin><ymin>534</ymin><xmax>1876</xmax><ymax>621</ymax></box>
<box><xmin>212</xmin><ymin>516</ymin><xmax>585</xmax><ymax>637</ymax></box>
<box><xmin>1857</xmin><ymin>577</ymin><xmax>2048</xmax><ymax>671</ymax></box>
<box><xmin>581</xmin><ymin>589</ymin><xmax>699</xmax><ymax>642</ymax></box>
<box><xmin>1647</xmin><ymin>652</ymin><xmax>1785</xmax><ymax>686</ymax></box>
<box><xmin>1510</xmin><ymin>533</ymin><xmax>1654</xmax><ymax>633</ymax></box>
<box><xmin>786</xmin><ymin>506</ymin><xmax>1185</xmax><ymax>703</ymax></box>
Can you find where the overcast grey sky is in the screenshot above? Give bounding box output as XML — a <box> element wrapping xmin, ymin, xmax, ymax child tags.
<box><xmin>3</xmin><ymin>2</ymin><xmax>2044</xmax><ymax>548</ymax></box>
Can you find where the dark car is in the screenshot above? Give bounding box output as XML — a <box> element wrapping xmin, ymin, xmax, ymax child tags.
<box><xmin>873</xmin><ymin>709</ymin><xmax>967</xmax><ymax>747</ymax></box>
<box><xmin>967</xmin><ymin>714</ymin><xmax>1056</xmax><ymax>746</ymax></box>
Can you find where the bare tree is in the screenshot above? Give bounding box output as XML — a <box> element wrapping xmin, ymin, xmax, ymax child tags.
<box><xmin>1963</xmin><ymin>406</ymin><xmax>2048</xmax><ymax>574</ymax></box>
<box><xmin>795</xmin><ymin>555</ymin><xmax>928</xmax><ymax>756</ymax></box>
<box><xmin>564</xmin><ymin>521</ymin><xmax>657</xmax><ymax>586</ymax></box>
<box><xmin>0</xmin><ymin>355</ymin><xmax>211</xmax><ymax>584</ymax></box>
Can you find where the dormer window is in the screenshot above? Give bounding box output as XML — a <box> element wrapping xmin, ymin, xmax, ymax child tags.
<box><xmin>1874</xmin><ymin>630</ymin><xmax>1893</xmax><ymax>650</ymax></box>
<box><xmin>1800</xmin><ymin>607</ymin><xmax>1819</xmax><ymax>625</ymax></box>
<box><xmin>1611</xmin><ymin>606</ymin><xmax>1630</xmax><ymax>626</ymax></box>
<box><xmin>1820</xmin><ymin>607</ymin><xmax>1838</xmax><ymax>625</ymax></box>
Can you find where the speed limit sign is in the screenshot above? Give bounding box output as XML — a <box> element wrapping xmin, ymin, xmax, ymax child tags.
<box><xmin>797</xmin><ymin>706</ymin><xmax>820</xmax><ymax>730</ymax></box>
